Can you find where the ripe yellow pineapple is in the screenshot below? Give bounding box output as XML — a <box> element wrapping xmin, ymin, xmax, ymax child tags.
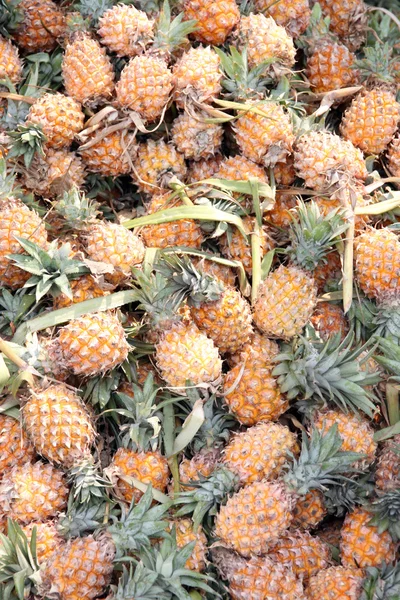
<box><xmin>178</xmin><ymin>448</ymin><xmax>220</xmax><ymax>489</ymax></box>
<box><xmin>109</xmin><ymin>447</ymin><xmax>169</xmax><ymax>504</ymax></box>
<box><xmin>268</xmin><ymin>530</ymin><xmax>331</xmax><ymax>581</ymax></box>
<box><xmin>215</xmin><ymin>154</ymin><xmax>269</xmax><ymax>209</ymax></box>
<box><xmin>21</xmin><ymin>521</ymin><xmax>63</xmax><ymax>564</ymax></box>
<box><xmin>24</xmin><ymin>148</ymin><xmax>86</xmax><ymax>197</ymax></box>
<box><xmin>222</xmin><ymin>421</ymin><xmax>298</xmax><ymax>486</ymax></box>
<box><xmin>52</xmin><ymin>274</ymin><xmax>111</xmax><ymax>309</ymax></box>
<box><xmin>134</xmin><ymin>139</ymin><xmax>187</xmax><ymax>194</ymax></box>
<box><xmin>233</xmin><ymin>100</ymin><xmax>295</xmax><ymax>167</ymax></box>
<box><xmin>265</xmin><ymin>190</ymin><xmax>297</xmax><ymax>230</ymax></box>
<box><xmin>306</xmin><ymin>40</ymin><xmax>359</xmax><ymax>94</ymax></box>
<box><xmin>0</xmin><ymin>36</ymin><xmax>22</xmax><ymax>83</ymax></box>
<box><xmin>340</xmin><ymin>506</ymin><xmax>397</xmax><ymax>567</ymax></box>
<box><xmin>141</xmin><ymin>192</ymin><xmax>204</xmax><ymax>249</ymax></box>
<box><xmin>190</xmin><ymin>286</ymin><xmax>253</xmax><ymax>355</ymax></box>
<box><xmin>213</xmin><ymin>547</ymin><xmax>306</xmax><ymax>600</ymax></box>
<box><xmin>173</xmin><ymin>519</ymin><xmax>208</xmax><ymax>572</ymax></box>
<box><xmin>27</xmin><ymin>93</ymin><xmax>84</xmax><ymax>150</ymax></box>
<box><xmin>307</xmin><ymin>566</ymin><xmax>365</xmax><ymax>600</ymax></box>
<box><xmin>22</xmin><ymin>384</ymin><xmax>95</xmax><ymax>468</ymax></box>
<box><xmin>310</xmin><ymin>302</ymin><xmax>349</xmax><ymax>341</ymax></box>
<box><xmin>254</xmin><ymin>0</ymin><xmax>311</xmax><ymax>38</ymax></box>
<box><xmin>0</xmin><ymin>197</ymin><xmax>48</xmax><ymax>289</ymax></box>
<box><xmin>40</xmin><ymin>535</ymin><xmax>115</xmax><ymax>600</ymax></box>
<box><xmin>79</xmin><ymin>131</ymin><xmax>136</xmax><ymax>177</ymax></box>
<box><xmin>13</xmin><ymin>0</ymin><xmax>66</xmax><ymax>52</ymax></box>
<box><xmin>273</xmin><ymin>156</ymin><xmax>296</xmax><ymax>186</ymax></box>
<box><xmin>172</xmin><ymin>46</ymin><xmax>222</xmax><ymax>109</ymax></box>
<box><xmin>188</xmin><ymin>155</ymin><xmax>223</xmax><ymax>182</ymax></box>
<box><xmin>0</xmin><ymin>414</ymin><xmax>36</xmax><ymax>478</ymax></box>
<box><xmin>98</xmin><ymin>3</ymin><xmax>154</xmax><ymax>57</ymax></box>
<box><xmin>171</xmin><ymin>110</ymin><xmax>223</xmax><ymax>160</ymax></box>
<box><xmin>375</xmin><ymin>435</ymin><xmax>400</xmax><ymax>492</ymax></box>
<box><xmin>62</xmin><ymin>33</ymin><xmax>114</xmax><ymax>106</ymax></box>
<box><xmin>227</xmin><ymin>330</ymin><xmax>279</xmax><ymax>367</ymax></box>
<box><xmin>317</xmin><ymin>0</ymin><xmax>367</xmax><ymax>51</ymax></box>
<box><xmin>183</xmin><ymin>0</ymin><xmax>239</xmax><ymax>45</ymax></box>
<box><xmin>292</xmin><ymin>489</ymin><xmax>327</xmax><ymax>529</ymax></box>
<box><xmin>0</xmin><ymin>461</ymin><xmax>68</xmax><ymax>524</ymax></box>
<box><xmin>57</xmin><ymin>311</ymin><xmax>130</xmax><ymax>377</ymax></box>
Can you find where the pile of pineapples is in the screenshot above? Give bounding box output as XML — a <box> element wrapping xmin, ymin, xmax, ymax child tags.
<box><xmin>1</xmin><ymin>0</ymin><xmax>400</xmax><ymax>597</ymax></box>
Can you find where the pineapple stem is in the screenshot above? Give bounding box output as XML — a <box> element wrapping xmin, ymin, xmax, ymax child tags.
<box><xmin>0</xmin><ymin>336</ymin><xmax>35</xmax><ymax>388</ymax></box>
<box><xmin>386</xmin><ymin>382</ymin><xmax>400</xmax><ymax>426</ymax></box>
<box><xmin>251</xmin><ymin>220</ymin><xmax>262</xmax><ymax>305</ymax></box>
<box><xmin>168</xmin><ymin>178</ymin><xmax>194</xmax><ymax>206</ymax></box>
<box><xmin>163</xmin><ymin>403</ymin><xmax>180</xmax><ymax>496</ymax></box>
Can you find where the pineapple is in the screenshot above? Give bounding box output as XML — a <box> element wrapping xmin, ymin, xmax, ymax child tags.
<box><xmin>173</xmin><ymin>518</ymin><xmax>208</xmax><ymax>572</ymax></box>
<box><xmin>375</xmin><ymin>435</ymin><xmax>400</xmax><ymax>492</ymax></box>
<box><xmin>0</xmin><ymin>414</ymin><xmax>36</xmax><ymax>478</ymax></box>
<box><xmin>12</xmin><ymin>0</ymin><xmax>66</xmax><ymax>52</ymax></box>
<box><xmin>340</xmin><ymin>506</ymin><xmax>397</xmax><ymax>568</ymax></box>
<box><xmin>62</xmin><ymin>33</ymin><xmax>114</xmax><ymax>106</ymax></box>
<box><xmin>27</xmin><ymin>93</ymin><xmax>84</xmax><ymax>150</ymax></box>
<box><xmin>133</xmin><ymin>139</ymin><xmax>187</xmax><ymax>194</ymax></box>
<box><xmin>310</xmin><ymin>301</ymin><xmax>349</xmax><ymax>341</ymax></box>
<box><xmin>21</xmin><ymin>384</ymin><xmax>95</xmax><ymax>468</ymax></box>
<box><xmin>265</xmin><ymin>190</ymin><xmax>298</xmax><ymax>230</ymax></box>
<box><xmin>387</xmin><ymin>134</ymin><xmax>400</xmax><ymax>179</ymax></box>
<box><xmin>254</xmin><ymin>0</ymin><xmax>311</xmax><ymax>38</ymax></box>
<box><xmin>23</xmin><ymin>148</ymin><xmax>86</xmax><ymax>197</ymax></box>
<box><xmin>188</xmin><ymin>155</ymin><xmax>223</xmax><ymax>182</ymax></box>
<box><xmin>227</xmin><ymin>330</ymin><xmax>279</xmax><ymax>367</ymax></box>
<box><xmin>235</xmin><ymin>13</ymin><xmax>296</xmax><ymax>73</ymax></box>
<box><xmin>307</xmin><ymin>566</ymin><xmax>365</xmax><ymax>600</ymax></box>
<box><xmin>317</xmin><ymin>0</ymin><xmax>367</xmax><ymax>51</ymax></box>
<box><xmin>178</xmin><ymin>447</ymin><xmax>221</xmax><ymax>490</ymax></box>
<box><xmin>79</xmin><ymin>130</ymin><xmax>136</xmax><ymax>177</ymax></box>
<box><xmin>292</xmin><ymin>489</ymin><xmax>327</xmax><ymax>529</ymax></box>
<box><xmin>0</xmin><ymin>461</ymin><xmax>68</xmax><ymax>524</ymax></box>
<box><xmin>57</xmin><ymin>311</ymin><xmax>130</xmax><ymax>377</ymax></box>
<box><xmin>52</xmin><ymin>274</ymin><xmax>111</xmax><ymax>309</ymax></box>
<box><xmin>315</xmin><ymin>518</ymin><xmax>343</xmax><ymax>548</ymax></box>
<box><xmin>192</xmin><ymin>256</ymin><xmax>236</xmax><ymax>288</ymax></box>
<box><xmin>183</xmin><ymin>0</ymin><xmax>239</xmax><ymax>45</ymax></box>
<box><xmin>98</xmin><ymin>3</ymin><xmax>154</xmax><ymax>57</ymax></box>
<box><xmin>21</xmin><ymin>521</ymin><xmax>63</xmax><ymax>564</ymax></box>
<box><xmin>222</xmin><ymin>421</ymin><xmax>299</xmax><ymax>486</ymax></box>
<box><xmin>215</xmin><ymin>154</ymin><xmax>269</xmax><ymax>209</ymax></box>
<box><xmin>213</xmin><ymin>547</ymin><xmax>306</xmax><ymax>600</ymax></box>
<box><xmin>40</xmin><ymin>534</ymin><xmax>115</xmax><ymax>599</ymax></box>
<box><xmin>273</xmin><ymin>156</ymin><xmax>296</xmax><ymax>186</ymax></box>
<box><xmin>172</xmin><ymin>45</ymin><xmax>222</xmax><ymax>109</ymax></box>
<box><xmin>171</xmin><ymin>110</ymin><xmax>223</xmax><ymax>160</ymax></box>
<box><xmin>141</xmin><ymin>192</ymin><xmax>204</xmax><ymax>249</ymax></box>
<box><xmin>0</xmin><ymin>35</ymin><xmax>22</xmax><ymax>83</ymax></box>
<box><xmin>267</xmin><ymin>530</ymin><xmax>331</xmax><ymax>580</ymax></box>
<box><xmin>313</xmin><ymin>249</ymin><xmax>342</xmax><ymax>293</ymax></box>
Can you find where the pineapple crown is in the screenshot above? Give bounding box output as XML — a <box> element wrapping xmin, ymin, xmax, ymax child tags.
<box><xmin>7</xmin><ymin>123</ymin><xmax>47</xmax><ymax>169</ymax></box>
<box><xmin>282</xmin><ymin>425</ymin><xmax>364</xmax><ymax>496</ymax></box>
<box><xmin>272</xmin><ymin>333</ymin><xmax>380</xmax><ymax>418</ymax></box>
<box><xmin>375</xmin><ymin>337</ymin><xmax>400</xmax><ymax>381</ymax></box>
<box><xmin>53</xmin><ymin>186</ymin><xmax>101</xmax><ymax>229</ymax></box>
<box><xmin>72</xmin><ymin>0</ymin><xmax>113</xmax><ymax>27</ymax></box>
<box><xmin>109</xmin><ymin>563</ymin><xmax>172</xmax><ymax>600</ymax></box>
<box><xmin>372</xmin><ymin>304</ymin><xmax>400</xmax><ymax>346</ymax></box>
<box><xmin>0</xmin><ymin>0</ymin><xmax>22</xmax><ymax>35</ymax></box>
<box><xmin>68</xmin><ymin>455</ymin><xmax>112</xmax><ymax>505</ymax></box>
<box><xmin>297</xmin><ymin>2</ymin><xmax>336</xmax><ymax>52</ymax></box>
<box><xmin>0</xmin><ymin>157</ymin><xmax>17</xmax><ymax>199</ymax></box>
<box><xmin>285</xmin><ymin>199</ymin><xmax>348</xmax><ymax>271</ymax></box>
<box><xmin>356</xmin><ymin>41</ymin><xmax>398</xmax><ymax>88</ymax></box>
<box><xmin>347</xmin><ymin>293</ymin><xmax>378</xmax><ymax>344</ymax></box>
<box><xmin>57</xmin><ymin>501</ymin><xmax>107</xmax><ymax>538</ymax></box>
<box><xmin>8</xmin><ymin>238</ymin><xmax>90</xmax><ymax>302</ymax></box>
<box><xmin>108</xmin><ymin>485</ymin><xmax>171</xmax><ymax>559</ymax></box>
<box><xmin>361</xmin><ymin>563</ymin><xmax>400</xmax><ymax>600</ymax></box>
<box><xmin>0</xmin><ymin>519</ymin><xmax>41</xmax><ymax>598</ymax></box>
<box><xmin>151</xmin><ymin>0</ymin><xmax>197</xmax><ymax>59</ymax></box>
<box><xmin>173</xmin><ymin>467</ymin><xmax>238</xmax><ymax>530</ymax></box>
<box><xmin>323</xmin><ymin>473</ymin><xmax>374</xmax><ymax>517</ymax></box>
<box><xmin>368</xmin><ymin>488</ymin><xmax>400</xmax><ymax>542</ymax></box>
<box><xmin>215</xmin><ymin>46</ymin><xmax>272</xmax><ymax>101</ymax></box>
<box><xmin>189</xmin><ymin>395</ymin><xmax>237</xmax><ymax>453</ymax></box>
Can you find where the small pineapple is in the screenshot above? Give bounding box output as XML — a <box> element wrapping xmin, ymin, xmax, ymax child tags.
<box><xmin>27</xmin><ymin>93</ymin><xmax>84</xmax><ymax>150</ymax></box>
<box><xmin>0</xmin><ymin>413</ymin><xmax>36</xmax><ymax>478</ymax></box>
<box><xmin>22</xmin><ymin>384</ymin><xmax>95</xmax><ymax>468</ymax></box>
<box><xmin>268</xmin><ymin>530</ymin><xmax>331</xmax><ymax>581</ymax></box>
<box><xmin>215</xmin><ymin>154</ymin><xmax>269</xmax><ymax>209</ymax></box>
<box><xmin>57</xmin><ymin>311</ymin><xmax>130</xmax><ymax>377</ymax></box>
<box><xmin>13</xmin><ymin>0</ymin><xmax>66</xmax><ymax>52</ymax></box>
<box><xmin>0</xmin><ymin>461</ymin><xmax>68</xmax><ymax>524</ymax></box>
<box><xmin>292</xmin><ymin>489</ymin><xmax>327</xmax><ymax>529</ymax></box>
<box><xmin>313</xmin><ymin>249</ymin><xmax>343</xmax><ymax>293</ymax></box>
<box><xmin>97</xmin><ymin>3</ymin><xmax>154</xmax><ymax>57</ymax></box>
<box><xmin>183</xmin><ymin>0</ymin><xmax>239</xmax><ymax>45</ymax></box>
<box><xmin>192</xmin><ymin>256</ymin><xmax>236</xmax><ymax>288</ymax></box>
<box><xmin>307</xmin><ymin>566</ymin><xmax>365</xmax><ymax>600</ymax></box>
<box><xmin>52</xmin><ymin>274</ymin><xmax>111</xmax><ymax>309</ymax></box>
<box><xmin>172</xmin><ymin>45</ymin><xmax>222</xmax><ymax>109</ymax></box>
<box><xmin>188</xmin><ymin>155</ymin><xmax>223</xmax><ymax>182</ymax></box>
<box><xmin>227</xmin><ymin>330</ymin><xmax>279</xmax><ymax>367</ymax></box>
<box><xmin>173</xmin><ymin>518</ymin><xmax>208</xmax><ymax>572</ymax></box>
<box><xmin>0</xmin><ymin>35</ymin><xmax>22</xmax><ymax>83</ymax></box>
<box><xmin>178</xmin><ymin>447</ymin><xmax>221</xmax><ymax>490</ymax></box>
<box><xmin>79</xmin><ymin>130</ymin><xmax>136</xmax><ymax>177</ymax></box>
<box><xmin>171</xmin><ymin>110</ymin><xmax>223</xmax><ymax>160</ymax></box>
<box><xmin>254</xmin><ymin>0</ymin><xmax>311</xmax><ymax>38</ymax></box>
<box><xmin>310</xmin><ymin>302</ymin><xmax>349</xmax><ymax>341</ymax></box>
<box><xmin>265</xmin><ymin>190</ymin><xmax>298</xmax><ymax>230</ymax></box>
<box><xmin>133</xmin><ymin>139</ymin><xmax>187</xmax><ymax>194</ymax></box>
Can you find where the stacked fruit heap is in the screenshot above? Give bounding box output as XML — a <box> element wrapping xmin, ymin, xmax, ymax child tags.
<box><xmin>1</xmin><ymin>0</ymin><xmax>400</xmax><ymax>598</ymax></box>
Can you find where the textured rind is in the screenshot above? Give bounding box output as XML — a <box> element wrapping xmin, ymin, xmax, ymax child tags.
<box><xmin>53</xmin><ymin>274</ymin><xmax>109</xmax><ymax>309</ymax></box>
<box><xmin>174</xmin><ymin>519</ymin><xmax>208</xmax><ymax>572</ymax></box>
<box><xmin>21</xmin><ymin>522</ymin><xmax>63</xmax><ymax>564</ymax></box>
<box><xmin>172</xmin><ymin>46</ymin><xmax>222</xmax><ymax>109</ymax></box>
<box><xmin>62</xmin><ymin>34</ymin><xmax>114</xmax><ymax>105</ymax></box>
<box><xmin>306</xmin><ymin>42</ymin><xmax>359</xmax><ymax>94</ymax></box>
<box><xmin>355</xmin><ymin>227</ymin><xmax>400</xmax><ymax>301</ymax></box>
<box><xmin>0</xmin><ymin>36</ymin><xmax>22</xmax><ymax>83</ymax></box>
<box><xmin>79</xmin><ymin>131</ymin><xmax>136</xmax><ymax>176</ymax></box>
<box><xmin>110</xmin><ymin>447</ymin><xmax>169</xmax><ymax>504</ymax></box>
<box><xmin>134</xmin><ymin>139</ymin><xmax>187</xmax><ymax>193</ymax></box>
<box><xmin>0</xmin><ymin>199</ymin><xmax>48</xmax><ymax>289</ymax></box>
<box><xmin>192</xmin><ymin>257</ymin><xmax>236</xmax><ymax>288</ymax></box>
<box><xmin>178</xmin><ymin>449</ymin><xmax>219</xmax><ymax>489</ymax></box>
<box><xmin>0</xmin><ymin>461</ymin><xmax>68</xmax><ymax>524</ymax></box>
<box><xmin>58</xmin><ymin>312</ymin><xmax>130</xmax><ymax>376</ymax></box>
<box><xmin>116</xmin><ymin>56</ymin><xmax>173</xmax><ymax>121</ymax></box>
<box><xmin>307</xmin><ymin>566</ymin><xmax>365</xmax><ymax>600</ymax></box>
<box><xmin>268</xmin><ymin>530</ymin><xmax>331</xmax><ymax>580</ymax></box>
<box><xmin>98</xmin><ymin>4</ymin><xmax>154</xmax><ymax>57</ymax></box>
<box><xmin>292</xmin><ymin>490</ymin><xmax>327</xmax><ymax>529</ymax></box>
<box><xmin>215</xmin><ymin>155</ymin><xmax>269</xmax><ymax>208</ymax></box>
<box><xmin>340</xmin><ymin>89</ymin><xmax>400</xmax><ymax>155</ymax></box>
<box><xmin>222</xmin><ymin>422</ymin><xmax>298</xmax><ymax>485</ymax></box>
<box><xmin>317</xmin><ymin>0</ymin><xmax>367</xmax><ymax>51</ymax></box>
<box><xmin>22</xmin><ymin>384</ymin><xmax>95</xmax><ymax>468</ymax></box>
<box><xmin>254</xmin><ymin>0</ymin><xmax>311</xmax><ymax>37</ymax></box>
<box><xmin>183</xmin><ymin>0</ymin><xmax>239</xmax><ymax>45</ymax></box>
<box><xmin>215</xmin><ymin>480</ymin><xmax>293</xmax><ymax>556</ymax></box>
<box><xmin>376</xmin><ymin>434</ymin><xmax>400</xmax><ymax>492</ymax></box>
<box><xmin>23</xmin><ymin>148</ymin><xmax>86</xmax><ymax>197</ymax></box>
<box><xmin>265</xmin><ymin>190</ymin><xmax>298</xmax><ymax>229</ymax></box>
<box><xmin>253</xmin><ymin>265</ymin><xmax>317</xmax><ymax>339</ymax></box>
<box><xmin>190</xmin><ymin>287</ymin><xmax>253</xmax><ymax>355</ymax></box>
<box><xmin>387</xmin><ymin>135</ymin><xmax>400</xmax><ymax>178</ymax></box>
<box><xmin>171</xmin><ymin>111</ymin><xmax>223</xmax><ymax>160</ymax></box>
<box><xmin>27</xmin><ymin>93</ymin><xmax>84</xmax><ymax>149</ymax></box>
<box><xmin>13</xmin><ymin>0</ymin><xmax>65</xmax><ymax>52</ymax></box>
<box><xmin>340</xmin><ymin>507</ymin><xmax>397</xmax><ymax>567</ymax></box>
<box><xmin>310</xmin><ymin>302</ymin><xmax>349</xmax><ymax>341</ymax></box>
<box><xmin>0</xmin><ymin>414</ymin><xmax>36</xmax><ymax>477</ymax></box>
<box><xmin>188</xmin><ymin>155</ymin><xmax>223</xmax><ymax>182</ymax></box>
<box><xmin>41</xmin><ymin>535</ymin><xmax>115</xmax><ymax>599</ymax></box>
<box><xmin>227</xmin><ymin>331</ymin><xmax>279</xmax><ymax>368</ymax></box>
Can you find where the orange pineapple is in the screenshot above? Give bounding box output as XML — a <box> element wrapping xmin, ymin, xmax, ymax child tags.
<box><xmin>172</xmin><ymin>46</ymin><xmax>222</xmax><ymax>109</ymax></box>
<box><xmin>24</xmin><ymin>148</ymin><xmax>86</xmax><ymax>197</ymax></box>
<box><xmin>222</xmin><ymin>421</ymin><xmax>298</xmax><ymax>485</ymax></box>
<box><xmin>313</xmin><ymin>250</ymin><xmax>342</xmax><ymax>292</ymax></box>
<box><xmin>0</xmin><ymin>36</ymin><xmax>22</xmax><ymax>83</ymax></box>
<box><xmin>254</xmin><ymin>0</ymin><xmax>311</xmax><ymax>38</ymax></box>
<box><xmin>292</xmin><ymin>490</ymin><xmax>327</xmax><ymax>529</ymax></box>
<box><xmin>307</xmin><ymin>566</ymin><xmax>365</xmax><ymax>600</ymax></box>
<box><xmin>171</xmin><ymin>110</ymin><xmax>223</xmax><ymax>160</ymax></box>
<box><xmin>141</xmin><ymin>192</ymin><xmax>204</xmax><ymax>249</ymax></box>
<box><xmin>53</xmin><ymin>274</ymin><xmax>111</xmax><ymax>309</ymax></box>
<box><xmin>178</xmin><ymin>448</ymin><xmax>220</xmax><ymax>489</ymax></box>
<box><xmin>340</xmin><ymin>506</ymin><xmax>396</xmax><ymax>567</ymax></box>
<box><xmin>265</xmin><ymin>191</ymin><xmax>297</xmax><ymax>230</ymax></box>
<box><xmin>57</xmin><ymin>311</ymin><xmax>130</xmax><ymax>377</ymax></box>
<box><xmin>0</xmin><ymin>414</ymin><xmax>36</xmax><ymax>478</ymax></box>
<box><xmin>79</xmin><ymin>131</ymin><xmax>136</xmax><ymax>177</ymax></box>
<box><xmin>21</xmin><ymin>521</ymin><xmax>63</xmax><ymax>564</ymax></box>
<box><xmin>0</xmin><ymin>461</ymin><xmax>68</xmax><ymax>524</ymax></box>
<box><xmin>27</xmin><ymin>93</ymin><xmax>84</xmax><ymax>150</ymax></box>
<box><xmin>268</xmin><ymin>530</ymin><xmax>331</xmax><ymax>581</ymax></box>
<box><xmin>375</xmin><ymin>434</ymin><xmax>400</xmax><ymax>492</ymax></box>
<box><xmin>13</xmin><ymin>0</ymin><xmax>65</xmax><ymax>52</ymax></box>
<box><xmin>133</xmin><ymin>139</ymin><xmax>187</xmax><ymax>194</ymax></box>
<box><xmin>98</xmin><ymin>3</ymin><xmax>154</xmax><ymax>57</ymax></box>
<box><xmin>22</xmin><ymin>384</ymin><xmax>95</xmax><ymax>468</ymax></box>
<box><xmin>273</xmin><ymin>155</ymin><xmax>296</xmax><ymax>186</ymax></box>
<box><xmin>310</xmin><ymin>302</ymin><xmax>349</xmax><ymax>341</ymax></box>
<box><xmin>215</xmin><ymin>154</ymin><xmax>269</xmax><ymax>209</ymax></box>
<box><xmin>188</xmin><ymin>155</ymin><xmax>223</xmax><ymax>182</ymax></box>
<box><xmin>62</xmin><ymin>33</ymin><xmax>114</xmax><ymax>106</ymax></box>
<box><xmin>109</xmin><ymin>447</ymin><xmax>169</xmax><ymax>504</ymax></box>
<box><xmin>227</xmin><ymin>330</ymin><xmax>279</xmax><ymax>367</ymax></box>
<box><xmin>173</xmin><ymin>519</ymin><xmax>208</xmax><ymax>572</ymax></box>
<box><xmin>317</xmin><ymin>0</ymin><xmax>367</xmax><ymax>51</ymax></box>
<box><xmin>387</xmin><ymin>134</ymin><xmax>400</xmax><ymax>179</ymax></box>
<box><xmin>306</xmin><ymin>40</ymin><xmax>359</xmax><ymax>94</ymax></box>
<box><xmin>183</xmin><ymin>0</ymin><xmax>239</xmax><ymax>45</ymax></box>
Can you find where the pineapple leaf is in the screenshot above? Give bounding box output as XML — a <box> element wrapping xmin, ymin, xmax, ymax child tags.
<box><xmin>361</xmin><ymin>563</ymin><xmax>400</xmax><ymax>600</ymax></box>
<box><xmin>7</xmin><ymin>123</ymin><xmax>47</xmax><ymax>168</ymax></box>
<box><xmin>0</xmin><ymin>520</ymin><xmax>41</xmax><ymax>599</ymax></box>
<box><xmin>367</xmin><ymin>489</ymin><xmax>400</xmax><ymax>541</ymax></box>
<box><xmin>109</xmin><ymin>563</ymin><xmax>170</xmax><ymax>600</ymax></box>
<box><xmin>215</xmin><ymin>45</ymin><xmax>273</xmax><ymax>100</ymax></box>
<box><xmin>153</xmin><ymin>0</ymin><xmax>197</xmax><ymax>56</ymax></box>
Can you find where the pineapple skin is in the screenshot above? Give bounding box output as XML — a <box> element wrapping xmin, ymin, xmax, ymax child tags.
<box><xmin>53</xmin><ymin>274</ymin><xmax>110</xmax><ymax>309</ymax></box>
<box><xmin>79</xmin><ymin>131</ymin><xmax>137</xmax><ymax>177</ymax></box>
<box><xmin>268</xmin><ymin>530</ymin><xmax>331</xmax><ymax>581</ymax></box>
<box><xmin>306</xmin><ymin>41</ymin><xmax>359</xmax><ymax>94</ymax></box>
<box><xmin>134</xmin><ymin>140</ymin><xmax>187</xmax><ymax>194</ymax></box>
<box><xmin>98</xmin><ymin>3</ymin><xmax>154</xmax><ymax>57</ymax></box>
<box><xmin>183</xmin><ymin>0</ymin><xmax>240</xmax><ymax>45</ymax></box>
<box><xmin>307</xmin><ymin>566</ymin><xmax>365</xmax><ymax>600</ymax></box>
<box><xmin>0</xmin><ymin>36</ymin><xmax>23</xmax><ymax>83</ymax></box>
<box><xmin>0</xmin><ymin>414</ymin><xmax>36</xmax><ymax>477</ymax></box>
<box><xmin>172</xmin><ymin>46</ymin><xmax>222</xmax><ymax>108</ymax></box>
<box><xmin>254</xmin><ymin>0</ymin><xmax>311</xmax><ymax>38</ymax></box>
<box><xmin>387</xmin><ymin>134</ymin><xmax>400</xmax><ymax>179</ymax></box>
<box><xmin>292</xmin><ymin>490</ymin><xmax>327</xmax><ymax>529</ymax></box>
<box><xmin>171</xmin><ymin>111</ymin><xmax>223</xmax><ymax>160</ymax></box>
<box><xmin>173</xmin><ymin>519</ymin><xmax>208</xmax><ymax>572</ymax></box>
<box><xmin>13</xmin><ymin>0</ymin><xmax>66</xmax><ymax>52</ymax></box>
<box><xmin>21</xmin><ymin>521</ymin><xmax>63</xmax><ymax>564</ymax></box>
<box><xmin>317</xmin><ymin>0</ymin><xmax>367</xmax><ymax>51</ymax></box>
<box><xmin>27</xmin><ymin>93</ymin><xmax>84</xmax><ymax>150</ymax></box>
